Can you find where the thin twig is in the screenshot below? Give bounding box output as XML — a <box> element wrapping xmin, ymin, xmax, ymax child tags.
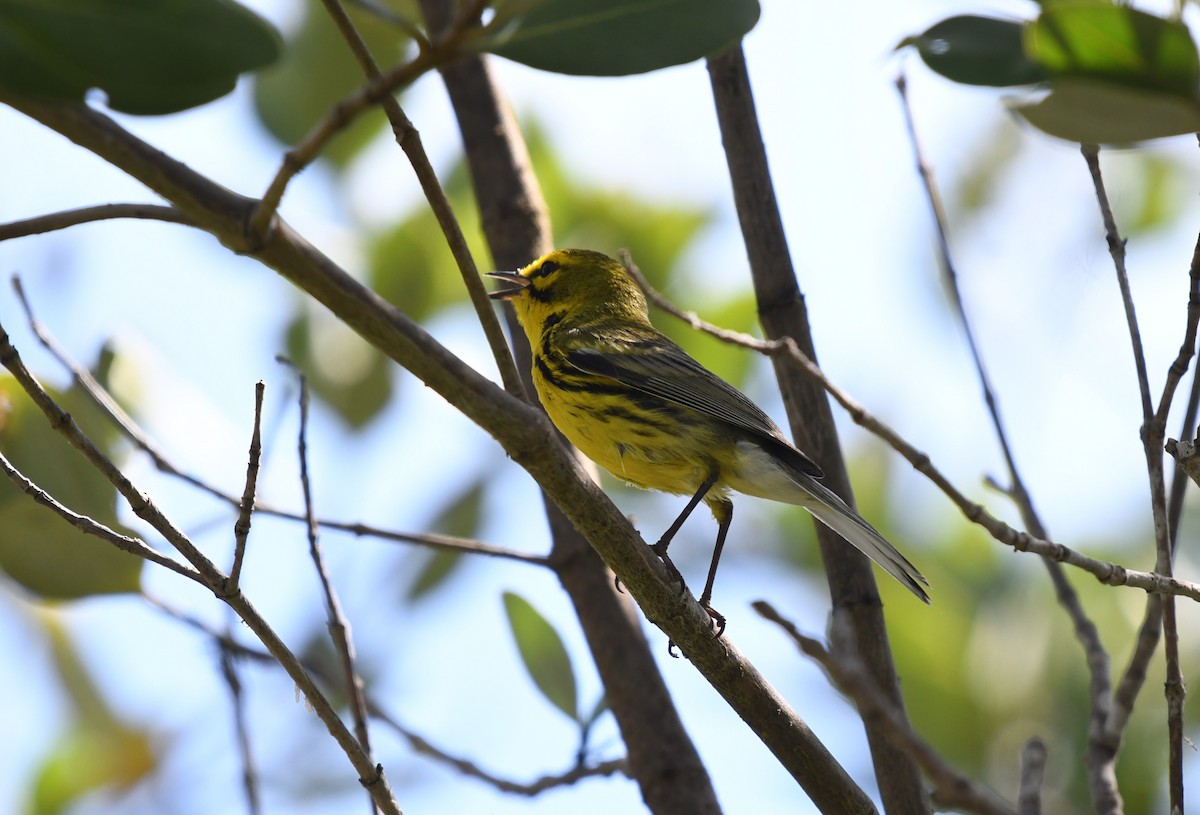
<box><xmin>1016</xmin><ymin>738</ymin><xmax>1047</xmax><ymax>815</ymax></box>
<box><xmin>151</xmin><ymin>594</ymin><xmax>627</xmax><ymax>796</ymax></box>
<box><xmin>1083</xmin><ymin>145</ymin><xmax>1187</xmax><ymax>815</ymax></box>
<box><xmin>284</xmin><ymin>361</ymin><xmax>378</xmax><ymax>812</ymax></box>
<box><xmin>11</xmin><ymin>275</ymin><xmax>544</xmax><ymax>565</ymax></box>
<box><xmin>219</xmin><ymin>634</ymin><xmax>262</xmax><ymax>815</ymax></box>
<box><xmin>0</xmin><ymin>447</ymin><xmax>203</xmax><ymax>583</ymax></box>
<box><xmin>754</xmin><ymin>601</ymin><xmax>1017</xmax><ymax>815</ymax></box>
<box><xmin>0</xmin><ymin>203</ymin><xmax>190</xmax><ymax>241</ymax></box>
<box><xmin>0</xmin><ymin>325</ymin><xmax>402</xmax><ymax>813</ymax></box>
<box><xmin>310</xmin><ymin>0</ymin><xmax>527</xmax><ymax>399</ymax></box>
<box><xmin>228</xmin><ymin>382</ymin><xmax>265</xmax><ymax>595</ymax></box>
<box><xmin>248</xmin><ymin>52</ymin><xmax>436</xmax><ymax>239</ymax></box>
<box><xmin>897</xmin><ymin>75</ymin><xmax>1117</xmax><ymax>810</ymax></box>
<box><xmin>624</xmin><ymin>258</ymin><xmax>1200</xmax><ymax>603</ymax></box>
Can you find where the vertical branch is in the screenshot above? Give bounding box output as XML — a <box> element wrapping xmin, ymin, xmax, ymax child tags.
<box><xmin>1082</xmin><ymin>145</ymin><xmax>1187</xmax><ymax>814</ymax></box>
<box><xmin>707</xmin><ymin>43</ymin><xmax>929</xmax><ymax>814</ymax></box>
<box><xmin>897</xmin><ymin>76</ymin><xmax>1119</xmax><ymax>810</ymax></box>
<box><xmin>413</xmin><ymin>2</ymin><xmax>723</xmax><ymax>813</ymax></box>
<box><xmin>228</xmin><ymin>381</ymin><xmax>266</xmax><ymax>594</ymax></box>
<box><xmin>291</xmin><ymin>366</ymin><xmax>377</xmax><ymax>813</ymax></box>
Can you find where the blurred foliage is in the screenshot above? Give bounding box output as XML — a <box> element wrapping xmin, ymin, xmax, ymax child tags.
<box><xmin>403</xmin><ymin>478</ymin><xmax>487</xmax><ymax>601</ymax></box>
<box><xmin>28</xmin><ymin>613</ymin><xmax>156</xmax><ymax>814</ymax></box>
<box><xmin>253</xmin><ymin>0</ymin><xmax>412</xmax><ymax>167</ymax></box>
<box><xmin>0</xmin><ymin>364</ymin><xmax>142</xmax><ymax>599</ymax></box>
<box><xmin>0</xmin><ymin>0</ymin><xmax>280</xmax><ymax>115</ymax></box>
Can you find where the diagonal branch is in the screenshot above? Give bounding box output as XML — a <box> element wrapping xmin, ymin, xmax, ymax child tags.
<box><xmin>1</xmin><ymin>94</ymin><xmax>876</xmax><ymax>811</ymax></box>
<box><xmin>0</xmin><ymin>324</ymin><xmax>403</xmax><ymax>813</ymax></box>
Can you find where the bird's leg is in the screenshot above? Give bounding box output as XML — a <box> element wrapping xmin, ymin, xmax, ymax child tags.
<box><xmin>697</xmin><ymin>497</ymin><xmax>732</xmax><ymax>637</ymax></box>
<box><xmin>651</xmin><ymin>471</ymin><xmax>719</xmax><ymax>594</ymax></box>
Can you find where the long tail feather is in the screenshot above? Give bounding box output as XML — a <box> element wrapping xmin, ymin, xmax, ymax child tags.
<box><xmin>799</xmin><ymin>478</ymin><xmax>930</xmax><ymax>603</ymax></box>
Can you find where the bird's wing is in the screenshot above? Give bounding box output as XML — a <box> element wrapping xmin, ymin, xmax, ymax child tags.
<box><xmin>563</xmin><ymin>334</ymin><xmax>823</xmax><ymax>478</ymax></box>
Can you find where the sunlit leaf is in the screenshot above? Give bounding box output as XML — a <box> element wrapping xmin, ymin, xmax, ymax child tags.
<box><xmin>502</xmin><ymin>591</ymin><xmax>577</xmax><ymax>720</ymax></box>
<box><xmin>30</xmin><ymin>616</ymin><xmax>156</xmax><ymax>814</ymax></box>
<box><xmin>0</xmin><ymin>0</ymin><xmax>280</xmax><ymax>114</ymax></box>
<box><xmin>488</xmin><ymin>0</ymin><xmax>760</xmax><ymax>76</ymax></box>
<box><xmin>1027</xmin><ymin>4</ymin><xmax>1200</xmax><ymax>96</ymax></box>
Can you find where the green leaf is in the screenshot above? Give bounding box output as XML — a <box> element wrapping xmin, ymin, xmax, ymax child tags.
<box><xmin>29</xmin><ymin>615</ymin><xmax>155</xmax><ymax>814</ymax></box>
<box><xmin>407</xmin><ymin>549</ymin><xmax>462</xmax><ymax>602</ymax></box>
<box><xmin>253</xmin><ymin>0</ymin><xmax>409</xmax><ymax>167</ymax></box>
<box><xmin>902</xmin><ymin>15</ymin><xmax>1049</xmax><ymax>87</ymax></box>
<box><xmin>502</xmin><ymin>591</ymin><xmax>577</xmax><ymax>720</ymax></box>
<box><xmin>283</xmin><ymin>309</ymin><xmax>395</xmax><ymax>428</ymax></box>
<box><xmin>1013</xmin><ymin>77</ymin><xmax>1200</xmax><ymax>143</ymax></box>
<box><xmin>488</xmin><ymin>0</ymin><xmax>760</xmax><ymax>76</ymax></box>
<box><xmin>0</xmin><ymin>0</ymin><xmax>280</xmax><ymax>114</ymax></box>
<box><xmin>0</xmin><ymin>374</ymin><xmax>142</xmax><ymax>599</ymax></box>
<box><xmin>1027</xmin><ymin>4</ymin><xmax>1200</xmax><ymax>96</ymax></box>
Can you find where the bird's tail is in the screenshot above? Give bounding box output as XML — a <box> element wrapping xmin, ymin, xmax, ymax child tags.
<box><xmin>798</xmin><ymin>477</ymin><xmax>930</xmax><ymax>603</ymax></box>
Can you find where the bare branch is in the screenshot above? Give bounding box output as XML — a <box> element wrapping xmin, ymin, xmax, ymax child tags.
<box><xmin>0</xmin><ymin>203</ymin><xmax>190</xmax><ymax>241</ymax></box>
<box><xmin>227</xmin><ymin>381</ymin><xmax>265</xmax><ymax>595</ymax></box>
<box><xmin>896</xmin><ymin>75</ymin><xmax>1116</xmax><ymax>810</ymax></box>
<box><xmin>151</xmin><ymin>594</ymin><xmax>627</xmax><ymax>796</ymax></box>
<box><xmin>284</xmin><ymin>361</ymin><xmax>377</xmax><ymax>812</ymax></box>
<box><xmin>754</xmin><ymin>601</ymin><xmax>1017</xmax><ymax>815</ymax></box>
<box><xmin>0</xmin><ymin>325</ymin><xmax>403</xmax><ymax>814</ymax></box>
<box><xmin>626</xmin><ymin>257</ymin><xmax>1200</xmax><ymax>604</ymax></box>
<box><xmin>1083</xmin><ymin>146</ymin><xmax>1187</xmax><ymax>814</ymax></box>
<box><xmin>11</xmin><ymin>276</ymin><xmax>545</xmax><ymax>565</ymax></box>
<box><xmin>1016</xmin><ymin>739</ymin><xmax>1047</xmax><ymax>815</ymax></box>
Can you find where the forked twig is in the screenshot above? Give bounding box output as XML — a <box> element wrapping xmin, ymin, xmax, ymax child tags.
<box><xmin>283</xmin><ymin>359</ymin><xmax>378</xmax><ymax>809</ymax></box>
<box><xmin>897</xmin><ymin>74</ymin><xmax>1117</xmax><ymax>810</ymax></box>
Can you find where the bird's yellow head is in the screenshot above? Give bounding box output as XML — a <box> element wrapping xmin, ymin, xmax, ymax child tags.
<box><xmin>487</xmin><ymin>249</ymin><xmax>650</xmax><ymax>336</ymax></box>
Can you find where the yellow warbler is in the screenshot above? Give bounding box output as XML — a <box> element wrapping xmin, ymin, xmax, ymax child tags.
<box><xmin>489</xmin><ymin>249</ymin><xmax>928</xmax><ymax>627</ymax></box>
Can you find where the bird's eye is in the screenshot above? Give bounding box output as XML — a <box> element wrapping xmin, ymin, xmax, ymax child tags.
<box><xmin>537</xmin><ymin>260</ymin><xmax>559</xmax><ymax>276</ymax></box>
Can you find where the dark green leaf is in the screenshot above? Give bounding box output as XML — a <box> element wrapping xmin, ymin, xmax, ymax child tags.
<box><xmin>502</xmin><ymin>591</ymin><xmax>577</xmax><ymax>720</ymax></box>
<box><xmin>0</xmin><ymin>0</ymin><xmax>280</xmax><ymax>114</ymax></box>
<box><xmin>902</xmin><ymin>16</ymin><xmax>1049</xmax><ymax>87</ymax></box>
<box><xmin>1013</xmin><ymin>77</ymin><xmax>1200</xmax><ymax>143</ymax></box>
<box><xmin>253</xmin><ymin>0</ymin><xmax>409</xmax><ymax>166</ymax></box>
<box><xmin>488</xmin><ymin>0</ymin><xmax>760</xmax><ymax>76</ymax></box>
<box><xmin>1027</xmin><ymin>5</ymin><xmax>1200</xmax><ymax>96</ymax></box>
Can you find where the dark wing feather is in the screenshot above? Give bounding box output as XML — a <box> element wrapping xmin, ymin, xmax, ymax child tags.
<box><xmin>564</xmin><ymin>337</ymin><xmax>823</xmax><ymax>478</ymax></box>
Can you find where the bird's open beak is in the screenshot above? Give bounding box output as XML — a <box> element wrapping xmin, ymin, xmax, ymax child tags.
<box><xmin>485</xmin><ymin>271</ymin><xmax>530</xmax><ymax>300</ymax></box>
